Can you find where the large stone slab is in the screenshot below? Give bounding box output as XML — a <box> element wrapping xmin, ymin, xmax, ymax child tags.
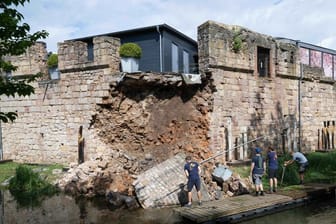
<box><xmin>133</xmin><ymin>153</ymin><xmax>210</xmax><ymax>208</ymax></box>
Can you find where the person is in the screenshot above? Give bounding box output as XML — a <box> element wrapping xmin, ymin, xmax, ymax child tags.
<box><xmin>284</xmin><ymin>151</ymin><xmax>309</xmax><ymax>185</ymax></box>
<box><xmin>250</xmin><ymin>147</ymin><xmax>266</xmax><ymax>196</ymax></box>
<box><xmin>184</xmin><ymin>155</ymin><xmax>202</xmax><ymax>207</ymax></box>
<box><xmin>267</xmin><ymin>146</ymin><xmax>278</xmax><ymax>193</ymax></box>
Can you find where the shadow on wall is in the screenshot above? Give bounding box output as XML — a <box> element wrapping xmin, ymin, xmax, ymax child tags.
<box><xmin>246</xmin><ymin>97</ymin><xmax>300</xmax><ymax>156</ymax></box>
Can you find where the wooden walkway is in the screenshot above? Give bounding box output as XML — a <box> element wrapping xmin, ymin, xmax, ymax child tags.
<box><xmin>174</xmin><ymin>183</ymin><xmax>336</xmax><ymax>223</ymax></box>
<box><xmin>174</xmin><ymin>193</ymin><xmax>297</xmax><ymax>223</ymax></box>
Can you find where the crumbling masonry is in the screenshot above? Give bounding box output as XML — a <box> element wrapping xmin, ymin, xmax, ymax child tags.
<box><xmin>0</xmin><ymin>21</ymin><xmax>336</xmax><ymax>194</ymax></box>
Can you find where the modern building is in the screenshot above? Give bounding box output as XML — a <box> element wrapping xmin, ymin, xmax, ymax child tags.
<box><xmin>69</xmin><ymin>24</ymin><xmax>198</xmax><ymax>73</ymax></box>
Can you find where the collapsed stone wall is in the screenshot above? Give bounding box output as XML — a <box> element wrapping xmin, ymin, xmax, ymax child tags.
<box><xmin>1</xmin><ymin>37</ymin><xmax>214</xmax><ymax>196</ymax></box>
<box><xmin>92</xmin><ymin>72</ymin><xmax>213</xmax><ymax>164</ymax></box>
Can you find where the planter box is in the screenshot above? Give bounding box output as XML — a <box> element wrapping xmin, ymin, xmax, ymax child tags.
<box><xmin>121</xmin><ymin>57</ymin><xmax>139</xmax><ymax>72</ymax></box>
<box><xmin>49</xmin><ymin>67</ymin><xmax>60</xmax><ymax>80</ymax></box>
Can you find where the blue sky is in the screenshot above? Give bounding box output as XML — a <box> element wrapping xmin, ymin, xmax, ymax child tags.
<box><xmin>19</xmin><ymin>0</ymin><xmax>336</xmax><ymax>53</ymax></box>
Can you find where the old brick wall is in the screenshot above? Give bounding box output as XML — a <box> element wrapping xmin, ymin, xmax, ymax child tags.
<box><xmin>198</xmin><ymin>20</ymin><xmax>336</xmax><ymax>157</ymax></box>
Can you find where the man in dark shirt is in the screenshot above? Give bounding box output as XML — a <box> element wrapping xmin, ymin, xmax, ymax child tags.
<box><xmin>250</xmin><ymin>147</ymin><xmax>266</xmax><ymax>196</ymax></box>
<box><xmin>267</xmin><ymin>146</ymin><xmax>278</xmax><ymax>193</ymax></box>
<box><xmin>184</xmin><ymin>155</ymin><xmax>202</xmax><ymax>207</ymax></box>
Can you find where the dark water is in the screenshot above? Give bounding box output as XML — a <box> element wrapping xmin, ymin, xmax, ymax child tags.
<box><xmin>1</xmin><ymin>190</ymin><xmax>336</xmax><ymax>224</ymax></box>
<box><xmin>240</xmin><ymin>199</ymin><xmax>336</xmax><ymax>224</ymax></box>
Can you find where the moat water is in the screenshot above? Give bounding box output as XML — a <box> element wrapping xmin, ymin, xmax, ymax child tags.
<box><xmin>0</xmin><ymin>190</ymin><xmax>335</xmax><ymax>224</ymax></box>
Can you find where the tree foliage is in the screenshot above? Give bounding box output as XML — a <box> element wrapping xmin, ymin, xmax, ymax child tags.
<box><xmin>0</xmin><ymin>0</ymin><xmax>48</xmax><ymax>122</ymax></box>
<box><xmin>47</xmin><ymin>53</ymin><xmax>58</xmax><ymax>68</ymax></box>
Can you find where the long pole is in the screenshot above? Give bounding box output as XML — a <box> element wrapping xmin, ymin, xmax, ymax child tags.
<box><xmin>200</xmin><ymin>136</ymin><xmax>265</xmax><ymax>164</ymax></box>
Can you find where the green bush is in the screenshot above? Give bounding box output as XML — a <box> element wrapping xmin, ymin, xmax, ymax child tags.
<box><xmin>47</xmin><ymin>53</ymin><xmax>58</xmax><ymax>68</ymax></box>
<box><xmin>119</xmin><ymin>43</ymin><xmax>142</xmax><ymax>58</ymax></box>
<box><xmin>9</xmin><ymin>165</ymin><xmax>58</xmax><ymax>207</ymax></box>
<box><xmin>305</xmin><ymin>151</ymin><xmax>336</xmax><ymax>183</ymax></box>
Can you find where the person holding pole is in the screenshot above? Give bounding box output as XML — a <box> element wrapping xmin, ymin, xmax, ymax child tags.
<box><xmin>284</xmin><ymin>151</ymin><xmax>309</xmax><ymax>185</ymax></box>
<box><xmin>184</xmin><ymin>155</ymin><xmax>202</xmax><ymax>207</ymax></box>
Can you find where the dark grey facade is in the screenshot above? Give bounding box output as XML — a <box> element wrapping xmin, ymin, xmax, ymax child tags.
<box><xmin>71</xmin><ymin>24</ymin><xmax>198</xmax><ymax>73</ymax></box>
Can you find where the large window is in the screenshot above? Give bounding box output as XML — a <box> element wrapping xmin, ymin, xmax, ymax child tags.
<box><xmin>183</xmin><ymin>50</ymin><xmax>189</xmax><ymax>73</ymax></box>
<box><xmin>257</xmin><ymin>47</ymin><xmax>270</xmax><ymax>77</ymax></box>
<box><xmin>172</xmin><ymin>43</ymin><xmax>179</xmax><ymax>72</ymax></box>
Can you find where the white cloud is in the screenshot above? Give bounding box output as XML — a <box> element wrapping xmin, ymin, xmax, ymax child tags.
<box><xmin>18</xmin><ymin>0</ymin><xmax>336</xmax><ymax>52</ymax></box>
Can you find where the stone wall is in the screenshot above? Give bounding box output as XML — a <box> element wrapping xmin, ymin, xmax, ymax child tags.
<box><xmin>0</xmin><ymin>35</ymin><xmax>212</xmax><ymax>166</ymax></box>
<box><xmin>198</xmin><ymin>20</ymin><xmax>336</xmax><ymax>158</ymax></box>
<box><xmin>1</xmin><ymin>36</ymin><xmax>120</xmax><ymax>164</ymax></box>
<box><xmin>3</xmin><ymin>41</ymin><xmax>48</xmax><ymax>77</ymax></box>
<box><xmin>2</xmin><ymin>20</ymin><xmax>336</xmax><ymax>166</ymax></box>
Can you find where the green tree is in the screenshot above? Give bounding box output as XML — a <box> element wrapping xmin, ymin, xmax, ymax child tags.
<box><xmin>0</xmin><ymin>0</ymin><xmax>48</xmax><ymax>122</ymax></box>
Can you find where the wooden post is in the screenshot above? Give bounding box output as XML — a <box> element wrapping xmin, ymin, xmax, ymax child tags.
<box><xmin>243</xmin><ymin>129</ymin><xmax>248</xmax><ymax>160</ymax></box>
<box><xmin>78</xmin><ymin>125</ymin><xmax>85</xmax><ymax>164</ymax></box>
<box><xmin>318</xmin><ymin>129</ymin><xmax>320</xmax><ymax>151</ymax></box>
<box><xmin>327</xmin><ymin>121</ymin><xmax>331</xmax><ymax>150</ymax></box>
<box><xmin>226</xmin><ymin>117</ymin><xmax>232</xmax><ymax>162</ymax></box>
<box><xmin>322</xmin><ymin>121</ymin><xmax>327</xmax><ymax>150</ymax></box>
<box><xmin>332</xmin><ymin>121</ymin><xmax>335</xmax><ymax>149</ymax></box>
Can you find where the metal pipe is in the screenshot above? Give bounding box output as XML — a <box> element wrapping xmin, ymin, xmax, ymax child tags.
<box><xmin>298</xmin><ymin>62</ymin><xmax>302</xmax><ymax>152</ymax></box>
<box><xmin>156</xmin><ymin>25</ymin><xmax>163</xmax><ymax>72</ymax></box>
<box><xmin>296</xmin><ymin>40</ymin><xmax>302</xmax><ymax>152</ymax></box>
<box><xmin>0</xmin><ymin>119</ymin><xmax>2</xmax><ymax>160</ymax></box>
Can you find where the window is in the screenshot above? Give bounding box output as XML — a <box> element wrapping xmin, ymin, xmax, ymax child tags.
<box><xmin>172</xmin><ymin>43</ymin><xmax>179</xmax><ymax>72</ymax></box>
<box><xmin>257</xmin><ymin>47</ymin><xmax>270</xmax><ymax>77</ymax></box>
<box><xmin>87</xmin><ymin>41</ymin><xmax>94</xmax><ymax>61</ymax></box>
<box><xmin>183</xmin><ymin>50</ymin><xmax>190</xmax><ymax>73</ymax></box>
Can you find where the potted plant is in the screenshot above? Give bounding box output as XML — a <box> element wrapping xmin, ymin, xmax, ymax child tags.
<box><xmin>47</xmin><ymin>53</ymin><xmax>59</xmax><ymax>79</ymax></box>
<box><xmin>119</xmin><ymin>42</ymin><xmax>142</xmax><ymax>72</ymax></box>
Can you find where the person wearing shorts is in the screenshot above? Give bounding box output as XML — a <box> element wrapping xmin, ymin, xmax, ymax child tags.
<box><xmin>184</xmin><ymin>155</ymin><xmax>202</xmax><ymax>207</ymax></box>
<box><xmin>250</xmin><ymin>147</ymin><xmax>266</xmax><ymax>196</ymax></box>
<box><xmin>284</xmin><ymin>151</ymin><xmax>309</xmax><ymax>185</ymax></box>
<box><xmin>267</xmin><ymin>146</ymin><xmax>278</xmax><ymax>193</ymax></box>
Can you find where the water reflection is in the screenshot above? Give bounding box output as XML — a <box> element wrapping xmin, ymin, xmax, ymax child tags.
<box><xmin>1</xmin><ymin>189</ymin><xmax>335</xmax><ymax>224</ymax></box>
<box><xmin>0</xmin><ymin>189</ymin><xmax>184</xmax><ymax>224</ymax></box>
<box><xmin>241</xmin><ymin>199</ymin><xmax>336</xmax><ymax>224</ymax></box>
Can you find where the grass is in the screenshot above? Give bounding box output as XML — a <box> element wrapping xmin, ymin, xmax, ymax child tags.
<box><xmin>0</xmin><ymin>161</ymin><xmax>64</xmax><ymax>187</ymax></box>
<box><xmin>231</xmin><ymin>151</ymin><xmax>336</xmax><ymax>191</ymax></box>
<box><xmin>8</xmin><ymin>164</ymin><xmax>61</xmax><ymax>207</ymax></box>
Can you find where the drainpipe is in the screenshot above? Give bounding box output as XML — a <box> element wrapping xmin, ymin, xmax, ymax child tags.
<box><xmin>156</xmin><ymin>25</ymin><xmax>163</xmax><ymax>72</ymax></box>
<box><xmin>0</xmin><ymin>120</ymin><xmax>2</xmax><ymax>160</ymax></box>
<box><xmin>297</xmin><ymin>40</ymin><xmax>302</xmax><ymax>152</ymax></box>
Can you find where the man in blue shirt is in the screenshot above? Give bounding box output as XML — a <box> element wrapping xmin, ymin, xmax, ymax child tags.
<box><xmin>267</xmin><ymin>146</ymin><xmax>278</xmax><ymax>193</ymax></box>
<box><xmin>250</xmin><ymin>148</ymin><xmax>266</xmax><ymax>196</ymax></box>
<box><xmin>184</xmin><ymin>155</ymin><xmax>202</xmax><ymax>207</ymax></box>
<box><xmin>284</xmin><ymin>151</ymin><xmax>309</xmax><ymax>184</ymax></box>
